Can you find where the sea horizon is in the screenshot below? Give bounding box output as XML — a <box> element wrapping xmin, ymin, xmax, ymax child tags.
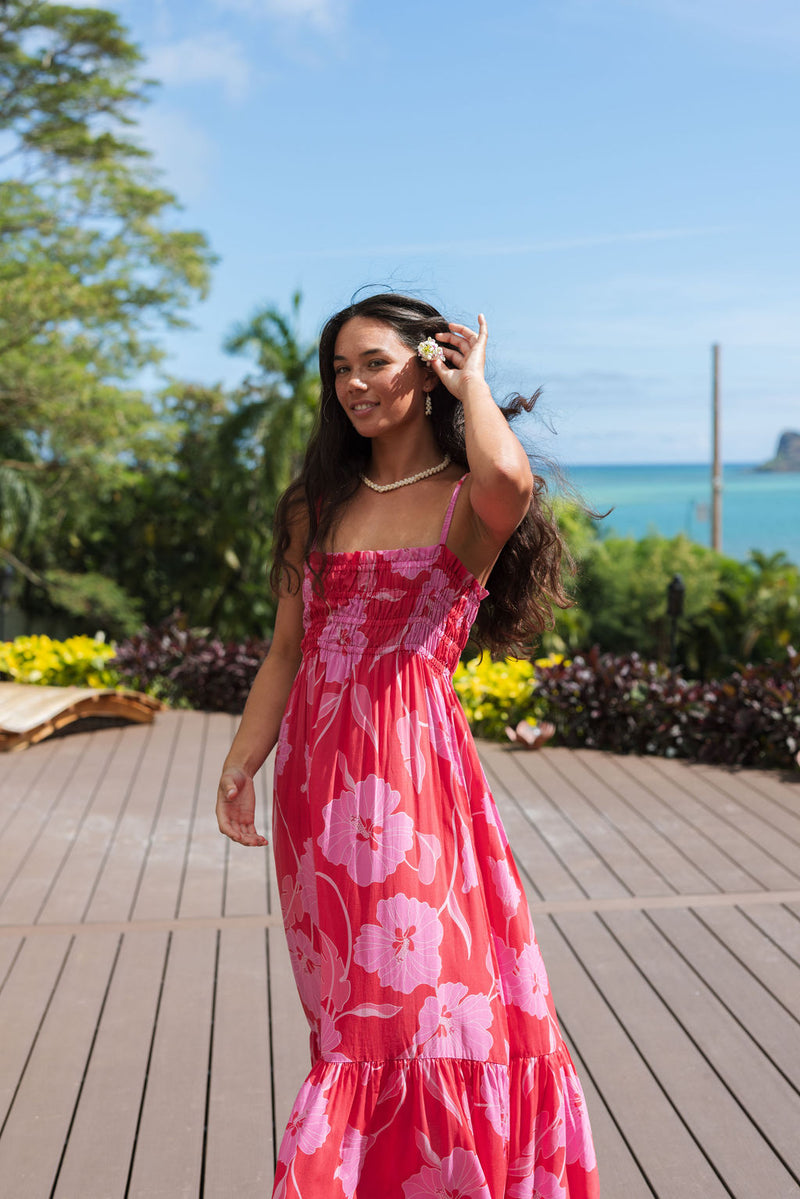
<box><xmin>555</xmin><ymin>461</ymin><xmax>800</xmax><ymax>565</ymax></box>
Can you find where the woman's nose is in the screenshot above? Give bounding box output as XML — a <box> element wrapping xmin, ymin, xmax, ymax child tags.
<box><xmin>348</xmin><ymin>374</ymin><xmax>368</xmax><ymax>391</ymax></box>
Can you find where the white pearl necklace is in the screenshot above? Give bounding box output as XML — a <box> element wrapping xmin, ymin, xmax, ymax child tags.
<box><xmin>360</xmin><ymin>454</ymin><xmax>452</xmax><ymax>493</ymax></box>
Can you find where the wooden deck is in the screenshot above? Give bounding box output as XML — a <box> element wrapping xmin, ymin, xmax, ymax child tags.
<box><xmin>0</xmin><ymin>709</ymin><xmax>798</xmax><ymax>1198</ymax></box>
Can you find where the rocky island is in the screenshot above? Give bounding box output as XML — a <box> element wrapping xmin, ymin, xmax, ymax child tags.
<box><xmin>756</xmin><ymin>430</ymin><xmax>800</xmax><ymax>472</ymax></box>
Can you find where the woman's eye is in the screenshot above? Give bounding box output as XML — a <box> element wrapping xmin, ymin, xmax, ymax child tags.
<box><xmin>335</xmin><ymin>365</ymin><xmax>349</xmax><ymax>375</ymax></box>
<box><xmin>368</xmin><ymin>359</ymin><xmax>386</xmax><ymax>368</ymax></box>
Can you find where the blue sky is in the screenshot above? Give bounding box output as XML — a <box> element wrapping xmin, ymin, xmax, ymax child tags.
<box><xmin>83</xmin><ymin>0</ymin><xmax>799</xmax><ymax>463</ymax></box>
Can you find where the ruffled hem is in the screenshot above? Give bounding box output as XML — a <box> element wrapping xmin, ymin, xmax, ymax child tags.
<box><xmin>273</xmin><ymin>1048</ymin><xmax>600</xmax><ymax>1198</ymax></box>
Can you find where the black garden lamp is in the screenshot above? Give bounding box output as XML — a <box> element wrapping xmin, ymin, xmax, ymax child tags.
<box><xmin>667</xmin><ymin>573</ymin><xmax>685</xmax><ymax>671</ymax></box>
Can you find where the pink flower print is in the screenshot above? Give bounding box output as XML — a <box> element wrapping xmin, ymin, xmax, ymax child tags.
<box><xmin>334</xmin><ymin>1125</ymin><xmax>371</xmax><ymax>1199</ymax></box>
<box><xmin>319</xmin><ymin>1008</ymin><xmax>343</xmax><ymax>1057</ymax></box>
<box><xmin>354</xmin><ymin>894</ymin><xmax>443</xmax><ymax>993</ymax></box>
<box><xmin>277</xmin><ymin>1077</ymin><xmax>331</xmax><ymax>1164</ymax></box>
<box><xmin>564</xmin><ymin>1065</ymin><xmax>597</xmax><ymax>1171</ymax></box>
<box><xmin>296</xmin><ymin>839</ymin><xmax>320</xmax><ymax>922</ymax></box>
<box><xmin>459</xmin><ymin>815</ymin><xmax>479</xmax><ymax>892</ymax></box>
<box><xmin>393</xmin><ymin>551</ymin><xmax>436</xmax><ymax>580</ymax></box>
<box><xmin>480</xmin><ymin>1068</ymin><xmax>510</xmax><ymax>1141</ymax></box>
<box><xmin>318</xmin><ymin>595</ymin><xmax>369</xmax><ymax>682</ymax></box>
<box><xmin>274</xmin><ymin>730</ymin><xmax>292</xmax><ymax>777</ymax></box>
<box><xmin>508</xmin><ymin>1163</ymin><xmax>566</xmax><ymax>1199</ymax></box>
<box><xmin>413</xmin><ymin>982</ymin><xmax>494</xmax><ymax>1060</ymax></box>
<box><xmin>403</xmin><ymin>567</ymin><xmax>458</xmax><ymax>657</ymax></box>
<box><xmin>475</xmin><ymin>789</ymin><xmax>509</xmax><ymax>849</ymax></box>
<box><xmin>402</xmin><ymin>1146</ymin><xmax>490</xmax><ymax>1198</ymax></box>
<box><xmin>496</xmin><ymin>939</ymin><xmax>550</xmax><ymax>1018</ymax></box>
<box><xmin>280</xmin><ymin>839</ymin><xmax>319</xmax><ymax>928</ymax></box>
<box><xmin>319</xmin><ymin>775</ymin><xmax>414</xmax><ymax>885</ymax></box>
<box><xmin>286</xmin><ymin>927</ymin><xmax>321</xmax><ymax>1014</ymax></box>
<box><xmin>490</xmin><ymin>856</ymin><xmax>521</xmax><ymax>918</ymax></box>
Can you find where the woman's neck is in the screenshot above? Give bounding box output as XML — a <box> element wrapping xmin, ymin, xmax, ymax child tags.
<box><xmin>365</xmin><ymin>429</ymin><xmax>445</xmax><ymax>487</ymax></box>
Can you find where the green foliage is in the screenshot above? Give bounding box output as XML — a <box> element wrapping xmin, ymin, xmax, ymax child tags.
<box><xmin>550</xmin><ymin>510</ymin><xmax>800</xmax><ymax>677</ymax></box>
<box><xmin>453</xmin><ymin>653</ymin><xmax>564</xmax><ymax>739</ymax></box>
<box><xmin>61</xmin><ymin>292</ymin><xmax>320</xmax><ymax>639</ymax></box>
<box><xmin>0</xmin><ymin>0</ymin><xmax>214</xmax><ymax>627</ymax></box>
<box><xmin>0</xmin><ymin>633</ymin><xmax>120</xmax><ymax>687</ymax></box>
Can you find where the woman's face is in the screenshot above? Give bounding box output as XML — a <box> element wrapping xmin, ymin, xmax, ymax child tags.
<box><xmin>333</xmin><ymin>317</ymin><xmax>430</xmax><ymax>436</ymax></box>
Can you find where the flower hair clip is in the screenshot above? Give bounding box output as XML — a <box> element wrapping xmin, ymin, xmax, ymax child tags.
<box><xmin>417</xmin><ymin>336</ymin><xmax>445</xmax><ymax>363</ymax></box>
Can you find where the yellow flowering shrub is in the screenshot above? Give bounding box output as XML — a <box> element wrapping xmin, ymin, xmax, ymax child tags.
<box><xmin>453</xmin><ymin>652</ymin><xmax>568</xmax><ymax>739</ymax></box>
<box><xmin>0</xmin><ymin>634</ymin><xmax>121</xmax><ymax>689</ymax></box>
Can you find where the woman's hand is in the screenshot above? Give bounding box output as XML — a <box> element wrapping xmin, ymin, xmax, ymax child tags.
<box><xmin>216</xmin><ymin>765</ymin><xmax>268</xmax><ymax>847</ymax></box>
<box><xmin>429</xmin><ymin>314</ymin><xmax>489</xmax><ymax>402</ymax></box>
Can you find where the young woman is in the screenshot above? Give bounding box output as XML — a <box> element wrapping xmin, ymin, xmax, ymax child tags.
<box><xmin>216</xmin><ymin>293</ymin><xmax>600</xmax><ymax>1198</ymax></box>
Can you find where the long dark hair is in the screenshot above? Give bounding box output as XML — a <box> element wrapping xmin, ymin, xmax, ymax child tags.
<box><xmin>271</xmin><ymin>292</ymin><xmax>572</xmax><ymax>655</ymax></box>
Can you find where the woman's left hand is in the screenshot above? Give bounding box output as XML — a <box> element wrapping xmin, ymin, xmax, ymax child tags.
<box><xmin>428</xmin><ymin>314</ymin><xmax>489</xmax><ymax>402</ymax></box>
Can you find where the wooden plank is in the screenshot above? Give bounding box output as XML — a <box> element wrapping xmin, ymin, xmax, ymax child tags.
<box><xmin>0</xmin><ymin>931</ymin><xmax>120</xmax><ymax>1195</ymax></box>
<box><xmin>549</xmin><ymin>748</ymin><xmax>719</xmax><ymax>895</ymax></box>
<box><xmin>619</xmin><ymin>755</ymin><xmax>796</xmax><ymax>891</ymax></box>
<box><xmin>0</xmin><ymin>737</ymin><xmax>58</xmax><ymax>832</ymax></box>
<box><xmin>178</xmin><ymin>712</ymin><xmax>231</xmax><ymax>920</ymax></box>
<box><xmin>513</xmin><ymin>748</ymin><xmax>673</xmax><ymax>897</ymax></box>
<box><xmin>0</xmin><ymin>731</ymin><xmax>120</xmax><ymax>925</ymax></box>
<box><xmin>267</xmin><ymin>924</ymin><xmax>309</xmax><ymax>1156</ymax></box>
<box><xmin>0</xmin><ymin>732</ymin><xmax>90</xmax><ymax>902</ymax></box>
<box><xmin>698</xmin><ymin>762</ymin><xmax>800</xmax><ymax>822</ymax></box>
<box><xmin>652</xmin><ymin>906</ymin><xmax>800</xmax><ymax>1088</ymax></box>
<box><xmin>203</xmin><ymin>927</ymin><xmax>274</xmax><ymax>1197</ymax></box>
<box><xmin>479</xmin><ymin>742</ymin><xmax>628</xmax><ymax>899</ymax></box>
<box><xmin>597</xmin><ymin>908</ymin><xmax>800</xmax><ymax>1191</ymax></box>
<box><xmin>127</xmin><ymin>927</ymin><xmax>216</xmax><ymax>1199</ymax></box>
<box><xmin>611</xmin><ymin>756</ymin><xmax>766</xmax><ymax>893</ymax></box>
<box><xmin>0</xmin><ymin>934</ymin><xmax>70</xmax><ymax>1127</ymax></box>
<box><xmin>36</xmin><ymin>724</ymin><xmax>151</xmax><ymax>926</ymax></box>
<box><xmin>737</xmin><ymin>902</ymin><xmax>800</xmax><ymax>968</ymax></box>
<box><xmin>224</xmin><ymin>747</ymin><xmax>272</xmax><ymax>919</ymax></box>
<box><xmin>691</xmin><ymin>761</ymin><xmax>800</xmax><ymax>841</ymax></box>
<box><xmin>53</xmin><ymin>929</ymin><xmax>169</xmax><ymax>1199</ymax></box>
<box><xmin>83</xmin><ymin>714</ymin><xmax>180</xmax><ymax>924</ymax></box>
<box><xmin>696</xmin><ymin>904</ymin><xmax>800</xmax><ymax>1021</ymax></box>
<box><xmin>130</xmin><ymin>712</ymin><xmax>207</xmax><ymax>922</ymax></box>
<box><xmin>652</xmin><ymin>758</ymin><xmax>800</xmax><ymax>882</ymax></box>
<box><xmin>563</xmin><ymin>1036</ymin><xmax>656</xmax><ymax>1197</ymax></box>
<box><xmin>483</xmin><ymin>750</ymin><xmax>593</xmax><ymax>902</ymax></box>
<box><xmin>533</xmin><ymin>913</ymin><xmax>727</xmax><ymax>1198</ymax></box>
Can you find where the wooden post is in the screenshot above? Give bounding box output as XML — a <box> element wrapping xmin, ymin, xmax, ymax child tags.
<box><xmin>711</xmin><ymin>343</ymin><xmax>722</xmax><ymax>552</ymax></box>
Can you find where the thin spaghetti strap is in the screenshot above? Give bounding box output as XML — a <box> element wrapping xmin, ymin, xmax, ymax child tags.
<box><xmin>439</xmin><ymin>474</ymin><xmax>468</xmax><ymax>544</ymax></box>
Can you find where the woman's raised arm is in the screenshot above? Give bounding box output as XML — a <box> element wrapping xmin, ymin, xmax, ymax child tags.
<box><xmin>431</xmin><ymin>314</ymin><xmax>533</xmax><ymax>543</ymax></box>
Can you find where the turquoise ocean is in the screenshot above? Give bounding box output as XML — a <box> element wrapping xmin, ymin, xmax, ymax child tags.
<box><xmin>562</xmin><ymin>464</ymin><xmax>800</xmax><ymax>566</ymax></box>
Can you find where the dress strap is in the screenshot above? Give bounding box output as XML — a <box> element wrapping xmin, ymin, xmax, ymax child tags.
<box><xmin>439</xmin><ymin>475</ymin><xmax>468</xmax><ymax>544</ymax></box>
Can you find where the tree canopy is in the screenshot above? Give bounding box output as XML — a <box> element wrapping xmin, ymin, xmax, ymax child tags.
<box><xmin>0</xmin><ymin>0</ymin><xmax>215</xmax><ymax>628</ymax></box>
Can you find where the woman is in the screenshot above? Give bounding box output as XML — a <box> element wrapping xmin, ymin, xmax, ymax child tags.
<box><xmin>216</xmin><ymin>293</ymin><xmax>599</xmax><ymax>1198</ymax></box>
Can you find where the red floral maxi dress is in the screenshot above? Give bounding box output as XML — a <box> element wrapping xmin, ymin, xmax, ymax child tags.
<box><xmin>271</xmin><ymin>478</ymin><xmax>600</xmax><ymax>1199</ymax></box>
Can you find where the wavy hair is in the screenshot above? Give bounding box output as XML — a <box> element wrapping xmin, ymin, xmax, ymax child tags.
<box><xmin>270</xmin><ymin>292</ymin><xmax>573</xmax><ymax>655</ymax></box>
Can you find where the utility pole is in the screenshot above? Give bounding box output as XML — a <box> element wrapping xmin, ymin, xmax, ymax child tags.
<box><xmin>711</xmin><ymin>343</ymin><xmax>722</xmax><ymax>552</ymax></box>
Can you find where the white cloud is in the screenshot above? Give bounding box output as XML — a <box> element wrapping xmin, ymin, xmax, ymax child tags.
<box><xmin>210</xmin><ymin>0</ymin><xmax>349</xmax><ymax>33</ymax></box>
<box><xmin>148</xmin><ymin>32</ymin><xmax>252</xmax><ymax>102</ymax></box>
<box><xmin>135</xmin><ymin>107</ymin><xmax>218</xmax><ymax>201</ymax></box>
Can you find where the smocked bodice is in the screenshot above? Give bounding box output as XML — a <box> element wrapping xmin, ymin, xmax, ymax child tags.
<box><xmin>301</xmin><ymin>543</ymin><xmax>488</xmax><ymax>676</ymax></box>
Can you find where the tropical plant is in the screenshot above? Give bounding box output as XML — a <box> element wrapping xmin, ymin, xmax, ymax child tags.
<box><xmin>0</xmin><ymin>0</ymin><xmax>214</xmax><ymax>624</ymax></box>
<box><xmin>222</xmin><ymin>290</ymin><xmax>320</xmax><ymax>499</ymax></box>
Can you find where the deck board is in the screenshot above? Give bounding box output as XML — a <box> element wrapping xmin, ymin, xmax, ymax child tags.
<box><xmin>0</xmin><ymin>709</ymin><xmax>798</xmax><ymax>1197</ymax></box>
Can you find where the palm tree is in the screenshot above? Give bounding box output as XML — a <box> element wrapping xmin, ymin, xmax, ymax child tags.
<box><xmin>222</xmin><ymin>290</ymin><xmax>320</xmax><ymax>501</ymax></box>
